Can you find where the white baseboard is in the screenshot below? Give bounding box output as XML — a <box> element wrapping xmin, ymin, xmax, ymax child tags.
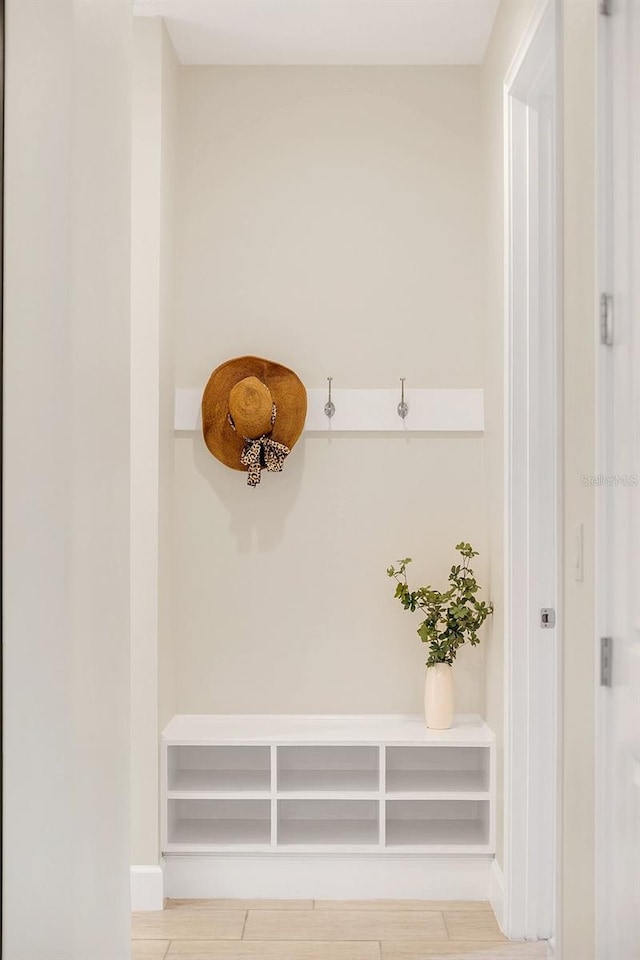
<box><xmin>131</xmin><ymin>865</ymin><xmax>164</xmax><ymax>911</ymax></box>
<box><xmin>164</xmin><ymin>854</ymin><xmax>494</xmax><ymax>901</ymax></box>
<box><xmin>490</xmin><ymin>859</ymin><xmax>505</xmax><ymax>932</ymax></box>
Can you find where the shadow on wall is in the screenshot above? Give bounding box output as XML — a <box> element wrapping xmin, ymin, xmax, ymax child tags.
<box><xmin>190</xmin><ymin>427</ymin><xmax>482</xmax><ymax>555</ymax></box>
<box><xmin>192</xmin><ymin>431</ymin><xmax>306</xmax><ymax>553</ymax></box>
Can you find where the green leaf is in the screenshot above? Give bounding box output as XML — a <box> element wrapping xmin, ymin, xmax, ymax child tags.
<box><xmin>388</xmin><ymin>542</ymin><xmax>492</xmax><ymax>657</ymax></box>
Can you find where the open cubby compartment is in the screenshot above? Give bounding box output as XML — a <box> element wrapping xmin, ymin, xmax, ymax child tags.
<box><xmin>167</xmin><ymin>798</ymin><xmax>271</xmax><ymax>846</ymax></box>
<box><xmin>385</xmin><ymin>799</ymin><xmax>490</xmax><ymax>848</ymax></box>
<box><xmin>385</xmin><ymin>745</ymin><xmax>490</xmax><ymax>795</ymax></box>
<box><xmin>167</xmin><ymin>744</ymin><xmax>271</xmax><ymax>794</ymax></box>
<box><xmin>277</xmin><ymin>745</ymin><xmax>379</xmax><ymax>793</ymax></box>
<box><xmin>278</xmin><ymin>798</ymin><xmax>379</xmax><ymax>845</ymax></box>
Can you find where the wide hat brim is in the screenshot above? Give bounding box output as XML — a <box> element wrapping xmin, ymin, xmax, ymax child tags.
<box><xmin>202</xmin><ymin>356</ymin><xmax>307</xmax><ymax>471</ymax></box>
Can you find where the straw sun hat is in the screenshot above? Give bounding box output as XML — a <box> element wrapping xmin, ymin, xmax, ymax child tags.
<box><xmin>202</xmin><ymin>356</ymin><xmax>307</xmax><ymax>487</ymax></box>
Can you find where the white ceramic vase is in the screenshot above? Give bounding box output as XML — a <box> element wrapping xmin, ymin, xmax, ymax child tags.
<box><xmin>424</xmin><ymin>663</ymin><xmax>454</xmax><ymax>730</ymax></box>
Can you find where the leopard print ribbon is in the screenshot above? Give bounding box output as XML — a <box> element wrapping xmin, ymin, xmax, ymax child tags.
<box><xmin>228</xmin><ymin>403</ymin><xmax>290</xmax><ymax>487</ymax></box>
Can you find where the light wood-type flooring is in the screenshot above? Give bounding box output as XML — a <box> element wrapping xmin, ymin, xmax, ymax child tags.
<box><xmin>132</xmin><ymin>900</ymin><xmax>550</xmax><ymax>960</ymax></box>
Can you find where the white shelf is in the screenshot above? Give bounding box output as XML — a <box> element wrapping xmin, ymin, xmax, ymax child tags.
<box><xmin>277</xmin><ymin>769</ymin><xmax>379</xmax><ymax>794</ymax></box>
<box><xmin>174</xmin><ymin>388</ymin><xmax>484</xmax><ymax>433</ymax></box>
<box><xmin>167</xmin><ymin>744</ymin><xmax>271</xmax><ymax>799</ymax></box>
<box><xmin>163</xmin><ymin>714</ymin><xmax>493</xmax><ymax>746</ymax></box>
<box><xmin>167</xmin><ymin>797</ymin><xmax>272</xmax><ymax>849</ymax></box>
<box><xmin>161</xmin><ymin>715</ymin><xmax>495</xmax><ymax>856</ymax></box>
<box><xmin>386</xmin><ymin>818</ymin><xmax>488</xmax><ymax>848</ymax></box>
<box><xmin>385</xmin><ymin>743</ymin><xmax>490</xmax><ymax>799</ymax></box>
<box><xmin>278</xmin><ymin>819</ymin><xmax>379</xmax><ymax>846</ymax></box>
<box><xmin>386</xmin><ymin>769</ymin><xmax>489</xmax><ymax>797</ymax></box>
<box><xmin>385</xmin><ymin>797</ymin><xmax>490</xmax><ymax>851</ymax></box>
<box><xmin>277</xmin><ymin>744</ymin><xmax>380</xmax><ymax>795</ymax></box>
<box><xmin>169</xmin><ymin>818</ymin><xmax>271</xmax><ymax>846</ymax></box>
<box><xmin>168</xmin><ymin>769</ymin><xmax>271</xmax><ymax>797</ymax></box>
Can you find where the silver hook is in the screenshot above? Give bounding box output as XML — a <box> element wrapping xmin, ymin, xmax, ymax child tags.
<box><xmin>397</xmin><ymin>378</ymin><xmax>409</xmax><ymax>419</ymax></box>
<box><xmin>324</xmin><ymin>377</ymin><xmax>336</xmax><ymax>419</ymax></box>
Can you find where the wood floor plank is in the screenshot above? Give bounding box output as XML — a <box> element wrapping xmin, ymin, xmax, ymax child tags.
<box><xmin>443</xmin><ymin>912</ymin><xmax>506</xmax><ymax>942</ymax></box>
<box><xmin>166</xmin><ymin>941</ymin><xmax>381</xmax><ymax>960</ymax></box>
<box><xmin>132</xmin><ymin>942</ymin><xmax>170</xmax><ymax>960</ymax></box>
<box><xmin>315</xmin><ymin>901</ymin><xmax>492</xmax><ymax>913</ymax></box>
<box><xmin>132</xmin><ymin>910</ymin><xmax>245</xmax><ymax>941</ymax></box>
<box><xmin>381</xmin><ymin>942</ymin><xmax>549</xmax><ymax>959</ymax></box>
<box><xmin>244</xmin><ymin>910</ymin><xmax>447</xmax><ymax>942</ymax></box>
<box><xmin>165</xmin><ymin>899</ymin><xmax>314</xmax><ymax>911</ymax></box>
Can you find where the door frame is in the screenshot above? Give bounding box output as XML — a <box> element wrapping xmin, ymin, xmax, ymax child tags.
<box><xmin>595</xmin><ymin>4</ymin><xmax>613</xmax><ymax>952</ymax></box>
<box><xmin>502</xmin><ymin>0</ymin><xmax>562</xmax><ymax>943</ymax></box>
<box><xmin>595</xmin><ymin>1</ymin><xmax>640</xmax><ymax>956</ymax></box>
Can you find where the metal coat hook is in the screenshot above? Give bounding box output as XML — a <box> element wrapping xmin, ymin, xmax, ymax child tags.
<box><xmin>324</xmin><ymin>377</ymin><xmax>336</xmax><ymax>419</ymax></box>
<box><xmin>397</xmin><ymin>378</ymin><xmax>409</xmax><ymax>419</ymax></box>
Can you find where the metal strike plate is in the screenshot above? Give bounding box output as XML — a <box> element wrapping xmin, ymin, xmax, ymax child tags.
<box><xmin>540</xmin><ymin>608</ymin><xmax>556</xmax><ymax>629</ymax></box>
<box><xmin>600</xmin><ymin>636</ymin><xmax>613</xmax><ymax>687</ymax></box>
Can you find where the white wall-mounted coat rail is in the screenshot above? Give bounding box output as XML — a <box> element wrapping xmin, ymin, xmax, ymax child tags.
<box><xmin>175</xmin><ymin>388</ymin><xmax>484</xmax><ymax>433</ymax></box>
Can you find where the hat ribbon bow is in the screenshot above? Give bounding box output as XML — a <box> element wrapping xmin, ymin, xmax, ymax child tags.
<box><xmin>228</xmin><ymin>403</ymin><xmax>290</xmax><ymax>487</ymax></box>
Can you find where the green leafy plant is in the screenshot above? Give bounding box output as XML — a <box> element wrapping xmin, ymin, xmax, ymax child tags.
<box><xmin>387</xmin><ymin>542</ymin><xmax>493</xmax><ymax>667</ymax></box>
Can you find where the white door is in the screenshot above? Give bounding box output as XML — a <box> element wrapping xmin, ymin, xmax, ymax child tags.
<box><xmin>596</xmin><ymin>2</ymin><xmax>640</xmax><ymax>958</ymax></box>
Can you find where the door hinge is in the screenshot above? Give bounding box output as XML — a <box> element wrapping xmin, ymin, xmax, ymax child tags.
<box><xmin>600</xmin><ymin>636</ymin><xmax>613</xmax><ymax>686</ymax></box>
<box><xmin>600</xmin><ymin>293</ymin><xmax>614</xmax><ymax>345</ymax></box>
<box><xmin>600</xmin><ymin>0</ymin><xmax>612</xmax><ymax>14</ymax></box>
<box><xmin>540</xmin><ymin>608</ymin><xmax>556</xmax><ymax>629</ymax></box>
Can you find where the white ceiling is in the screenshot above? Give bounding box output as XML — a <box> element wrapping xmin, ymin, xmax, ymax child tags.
<box><xmin>132</xmin><ymin>0</ymin><xmax>500</xmax><ymax>66</ymax></box>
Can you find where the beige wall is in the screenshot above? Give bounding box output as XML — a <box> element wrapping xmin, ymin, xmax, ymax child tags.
<box><xmin>159</xmin><ymin>24</ymin><xmax>179</xmax><ymax>735</ymax></box>
<box><xmin>131</xmin><ymin>17</ymin><xmax>179</xmax><ymax>867</ymax></box>
<box><xmin>172</xmin><ymin>67</ymin><xmax>490</xmax><ymax>715</ymax></box>
<box><xmin>562</xmin><ymin>1</ymin><xmax>597</xmax><ymax>957</ymax></box>
<box><xmin>3</xmin><ymin>0</ymin><xmax>132</xmax><ymax>955</ymax></box>
<box><xmin>480</xmin><ymin>0</ymin><xmax>537</xmax><ymax>869</ymax></box>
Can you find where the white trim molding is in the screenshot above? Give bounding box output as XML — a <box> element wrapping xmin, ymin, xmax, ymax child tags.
<box><xmin>163</xmin><ymin>854</ymin><xmax>494</xmax><ymax>901</ymax></box>
<box><xmin>595</xmin><ymin>2</ymin><xmax>640</xmax><ymax>956</ymax></box>
<box><xmin>130</xmin><ymin>865</ymin><xmax>164</xmax><ymax>911</ymax></box>
<box><xmin>503</xmin><ymin>0</ymin><xmax>561</xmax><ymax>943</ymax></box>
<box><xmin>489</xmin><ymin>859</ymin><xmax>505</xmax><ymax>933</ymax></box>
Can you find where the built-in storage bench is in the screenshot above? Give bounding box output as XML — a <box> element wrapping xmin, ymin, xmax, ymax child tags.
<box><xmin>162</xmin><ymin>715</ymin><xmax>495</xmax><ymax>855</ymax></box>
